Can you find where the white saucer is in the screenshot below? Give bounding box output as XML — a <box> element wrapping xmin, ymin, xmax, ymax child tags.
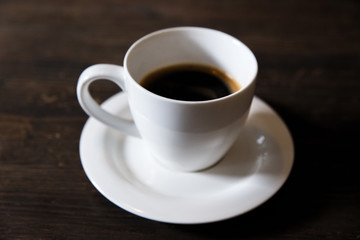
<box><xmin>79</xmin><ymin>92</ymin><xmax>294</xmax><ymax>224</ymax></box>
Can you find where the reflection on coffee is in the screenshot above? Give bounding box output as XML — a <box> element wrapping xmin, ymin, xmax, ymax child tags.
<box><xmin>139</xmin><ymin>64</ymin><xmax>241</xmax><ymax>101</ymax></box>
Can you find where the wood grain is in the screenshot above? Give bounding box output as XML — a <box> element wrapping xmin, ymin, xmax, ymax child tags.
<box><xmin>1</xmin><ymin>0</ymin><xmax>359</xmax><ymax>239</ymax></box>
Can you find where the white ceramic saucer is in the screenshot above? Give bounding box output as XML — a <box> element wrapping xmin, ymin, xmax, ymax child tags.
<box><xmin>79</xmin><ymin>92</ymin><xmax>294</xmax><ymax>224</ymax></box>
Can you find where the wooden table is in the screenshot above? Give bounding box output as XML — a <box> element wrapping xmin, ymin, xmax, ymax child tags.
<box><xmin>1</xmin><ymin>0</ymin><xmax>359</xmax><ymax>239</ymax></box>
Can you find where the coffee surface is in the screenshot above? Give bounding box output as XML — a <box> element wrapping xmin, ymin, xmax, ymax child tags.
<box><xmin>139</xmin><ymin>64</ymin><xmax>240</xmax><ymax>101</ymax></box>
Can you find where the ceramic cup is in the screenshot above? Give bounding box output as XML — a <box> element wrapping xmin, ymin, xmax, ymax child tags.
<box><xmin>77</xmin><ymin>27</ymin><xmax>258</xmax><ymax>172</ymax></box>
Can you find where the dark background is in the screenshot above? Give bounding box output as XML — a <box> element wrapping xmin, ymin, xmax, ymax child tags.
<box><xmin>0</xmin><ymin>0</ymin><xmax>359</xmax><ymax>239</ymax></box>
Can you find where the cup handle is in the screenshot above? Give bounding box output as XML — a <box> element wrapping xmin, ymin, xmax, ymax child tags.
<box><xmin>77</xmin><ymin>64</ymin><xmax>140</xmax><ymax>138</ymax></box>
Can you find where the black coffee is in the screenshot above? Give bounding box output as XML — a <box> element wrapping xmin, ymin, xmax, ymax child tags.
<box><xmin>139</xmin><ymin>64</ymin><xmax>240</xmax><ymax>101</ymax></box>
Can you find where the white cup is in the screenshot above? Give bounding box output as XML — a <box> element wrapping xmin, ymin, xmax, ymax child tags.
<box><xmin>77</xmin><ymin>27</ymin><xmax>257</xmax><ymax>172</ymax></box>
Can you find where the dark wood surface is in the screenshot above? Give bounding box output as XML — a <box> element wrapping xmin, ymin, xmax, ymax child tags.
<box><xmin>1</xmin><ymin>0</ymin><xmax>359</xmax><ymax>239</ymax></box>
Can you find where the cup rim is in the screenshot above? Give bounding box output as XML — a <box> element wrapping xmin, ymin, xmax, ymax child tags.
<box><xmin>124</xmin><ymin>26</ymin><xmax>258</xmax><ymax>105</ymax></box>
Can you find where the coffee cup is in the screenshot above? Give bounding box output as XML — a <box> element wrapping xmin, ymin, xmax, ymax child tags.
<box><xmin>77</xmin><ymin>27</ymin><xmax>257</xmax><ymax>172</ymax></box>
